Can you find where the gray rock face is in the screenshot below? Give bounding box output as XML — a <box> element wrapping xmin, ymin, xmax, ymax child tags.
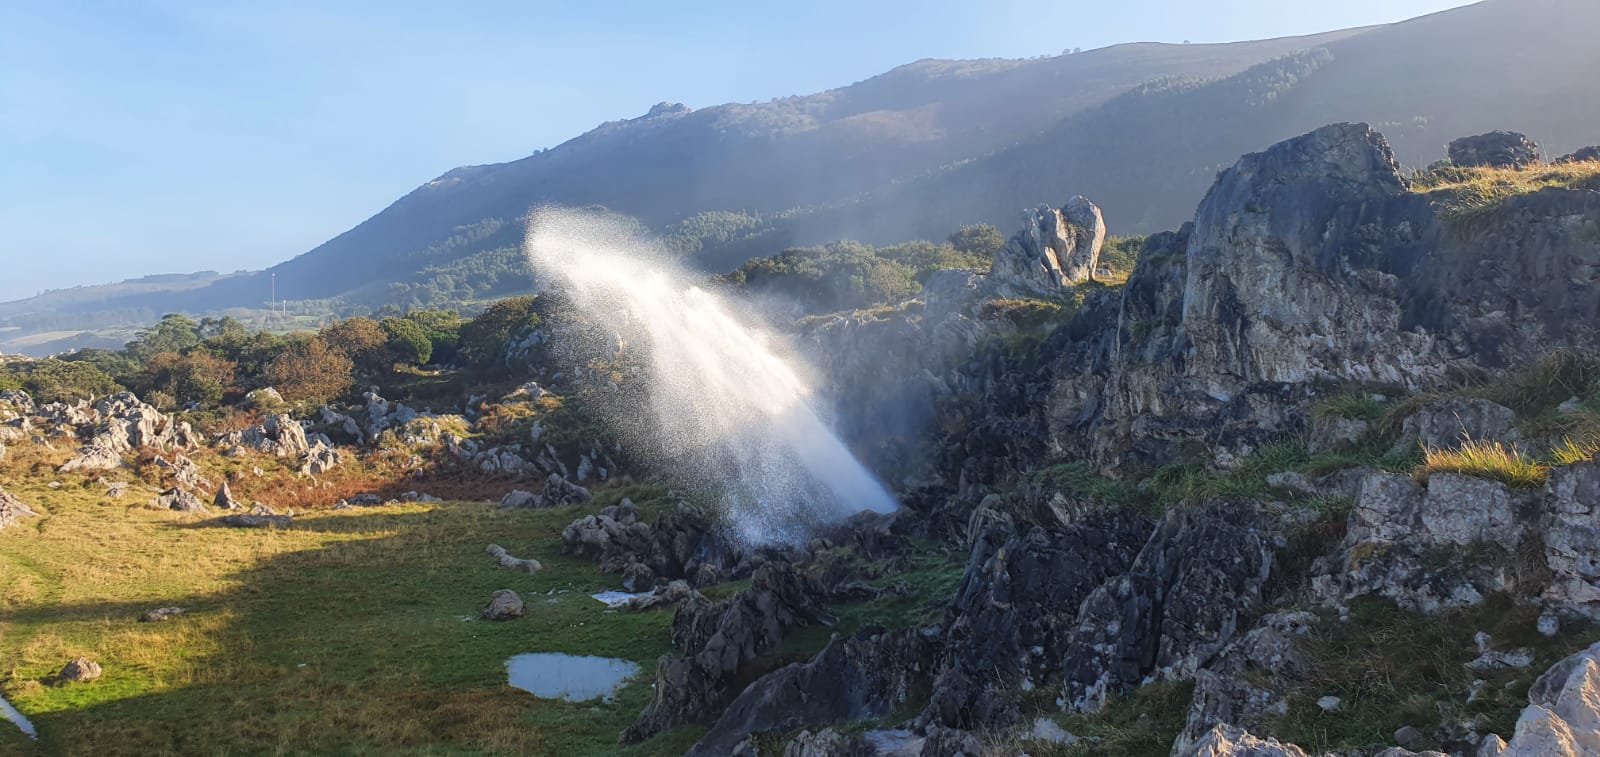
<box><xmin>1542</xmin><ymin>462</ymin><xmax>1600</xmax><ymax>616</ymax></box>
<box><xmin>1061</xmin><ymin>502</ymin><xmax>1276</xmax><ymax>712</ymax></box>
<box><xmin>625</xmin><ymin>563</ymin><xmax>835</xmax><ymax>743</ymax></box>
<box><xmin>988</xmin><ymin>196</ymin><xmax>1106</xmax><ymax>297</ymax></box>
<box><xmin>213</xmin><ymin>482</ymin><xmax>243</xmax><ymax>510</ymax></box>
<box><xmin>218</xmin><ymin>506</ymin><xmax>292</xmax><ymax>528</ymax></box>
<box><xmin>1176</xmin><ymin>725</ymin><xmax>1309</xmax><ymax>757</ymax></box>
<box><xmin>684</xmin><ymin>628</ymin><xmax>929</xmax><ymax>757</ymax></box>
<box><xmin>59</xmin><ymin>393</ymin><xmax>191</xmax><ymax>471</ymax></box>
<box><xmin>299</xmin><ymin>442</ymin><xmax>339</xmax><ymax>476</ymax></box>
<box><xmin>0</xmin><ymin>485</ymin><xmax>39</xmax><ymax>531</ymax></box>
<box><xmin>1449</xmin><ymin>131</ymin><xmax>1542</xmax><ymax>169</ymax></box>
<box><xmin>562</xmin><ymin>499</ymin><xmax>744</xmax><ymax>591</ymax></box>
<box><xmin>482</xmin><ymin>589</ymin><xmax>525</xmax><ymax>621</ymax></box>
<box><xmin>58</xmin><ymin>657</ymin><xmax>103</xmax><ymax>684</ymax></box>
<box><xmin>1173</xmin><ymin>612</ymin><xmax>1316</xmax><ymax>755</ymax></box>
<box><xmin>1389</xmin><ymin>398</ymin><xmax>1519</xmax><ymax>457</ymax></box>
<box><xmin>1559</xmin><ymin>146</ymin><xmax>1600</xmax><ymax>164</ymax></box>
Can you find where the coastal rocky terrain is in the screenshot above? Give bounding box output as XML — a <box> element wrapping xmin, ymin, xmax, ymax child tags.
<box><xmin>3</xmin><ymin>123</ymin><xmax>1600</xmax><ymax>756</ymax></box>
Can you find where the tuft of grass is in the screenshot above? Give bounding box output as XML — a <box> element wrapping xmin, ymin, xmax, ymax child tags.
<box><xmin>1413</xmin><ymin>439</ymin><xmax>1549</xmax><ymax>488</ymax></box>
<box><xmin>1552</xmin><ymin>437</ymin><xmax>1600</xmax><ymax>467</ymax></box>
<box><xmin>1412</xmin><ymin>161</ymin><xmax>1600</xmax><ymax>220</ymax></box>
<box><xmin>1311</xmin><ymin>392</ymin><xmax>1389</xmax><ymax>424</ymax></box>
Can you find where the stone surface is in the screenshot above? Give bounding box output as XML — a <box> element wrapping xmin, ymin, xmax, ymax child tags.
<box><xmin>988</xmin><ymin>196</ymin><xmax>1106</xmax><ymax>296</ymax></box>
<box><xmin>139</xmin><ymin>607</ymin><xmax>186</xmax><ymax>623</ymax></box>
<box><xmin>1389</xmin><ymin>398</ymin><xmax>1519</xmax><ymax>457</ymax></box>
<box><xmin>58</xmin><ymin>657</ymin><xmax>103</xmax><ymax>684</ymax></box>
<box><xmin>1479</xmin><ymin>643</ymin><xmax>1600</xmax><ymax>755</ymax></box>
<box><xmin>1177</xmin><ymin>725</ymin><xmax>1309</xmax><ymax>757</ymax></box>
<box><xmin>0</xmin><ymin>485</ymin><xmax>38</xmax><ymax>531</ymax></box>
<box><xmin>486</xmin><ymin>543</ymin><xmax>543</xmax><ymax>574</ymax></box>
<box><xmin>1448</xmin><ymin>131</ymin><xmax>1542</xmax><ymax>168</ymax></box>
<box><xmin>156</xmin><ymin>487</ymin><xmax>207</xmax><ymax>513</ymax></box>
<box><xmin>482</xmin><ymin>589</ymin><xmax>526</xmax><ymax>621</ymax></box>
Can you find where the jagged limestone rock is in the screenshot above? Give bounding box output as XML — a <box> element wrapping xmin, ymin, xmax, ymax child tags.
<box><xmin>988</xmin><ymin>195</ymin><xmax>1106</xmax><ymax>297</ymax></box>
<box><xmin>1448</xmin><ymin>131</ymin><xmax>1542</xmax><ymax>169</ymax></box>
<box><xmin>0</xmin><ymin>485</ymin><xmax>39</xmax><ymax>531</ymax></box>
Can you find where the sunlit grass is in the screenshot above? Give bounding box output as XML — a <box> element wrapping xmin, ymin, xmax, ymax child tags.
<box><xmin>1412</xmin><ymin>161</ymin><xmax>1600</xmax><ymax>220</ymax></box>
<box><xmin>1413</xmin><ymin>438</ymin><xmax>1548</xmax><ymax>488</ymax></box>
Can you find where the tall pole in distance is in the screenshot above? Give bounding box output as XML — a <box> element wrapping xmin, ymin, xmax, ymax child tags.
<box><xmin>271</xmin><ymin>273</ymin><xmax>277</xmax><ymax>316</ymax></box>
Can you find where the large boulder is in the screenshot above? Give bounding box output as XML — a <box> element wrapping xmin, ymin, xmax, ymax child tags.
<box><xmin>1448</xmin><ymin>131</ymin><xmax>1542</xmax><ymax>169</ymax></box>
<box><xmin>217</xmin><ymin>413</ymin><xmax>311</xmax><ymax>457</ymax></box>
<box><xmin>58</xmin><ymin>657</ymin><xmax>103</xmax><ymax>684</ymax></box>
<box><xmin>1177</xmin><ymin>725</ymin><xmax>1310</xmax><ymax>757</ymax></box>
<box><xmin>156</xmin><ymin>487</ymin><xmax>208</xmax><ymax>513</ymax></box>
<box><xmin>481</xmin><ymin>589</ymin><xmax>526</xmax><ymax>621</ymax></box>
<box><xmin>1558</xmin><ymin>146</ymin><xmax>1600</xmax><ymax>164</ymax></box>
<box><xmin>988</xmin><ymin>196</ymin><xmax>1106</xmax><ymax>297</ymax></box>
<box><xmin>1478</xmin><ymin>641</ymin><xmax>1600</xmax><ymax>756</ymax></box>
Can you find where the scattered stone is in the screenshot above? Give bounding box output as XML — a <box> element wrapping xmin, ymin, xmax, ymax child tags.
<box><xmin>299</xmin><ymin>442</ymin><xmax>339</xmax><ymax>476</ymax></box>
<box><xmin>1448</xmin><ymin>131</ymin><xmax>1542</xmax><ymax>169</ymax></box>
<box><xmin>346</xmin><ymin>493</ymin><xmax>384</xmax><ymax>507</ymax></box>
<box><xmin>58</xmin><ymin>657</ymin><xmax>103</xmax><ymax>684</ymax></box>
<box><xmin>1177</xmin><ymin>725</ymin><xmax>1310</xmax><ymax>757</ymax></box>
<box><xmin>1537</xmin><ymin>614</ymin><xmax>1560</xmax><ymax>638</ymax></box>
<box><xmin>218</xmin><ymin>505</ymin><xmax>292</xmax><ymax>529</ymax></box>
<box><xmin>245</xmin><ymin>387</ymin><xmax>285</xmax><ymax>409</ymax></box>
<box><xmin>1466</xmin><ymin>648</ymin><xmax>1536</xmax><ymax>674</ymax></box>
<box><xmin>1029</xmin><ymin>717</ymin><xmax>1077</xmax><ymax>745</ymax></box>
<box><xmin>1394</xmin><ymin>725</ymin><xmax>1424</xmax><ymax>747</ymax></box>
<box><xmin>1475</xmin><ymin>631</ymin><xmax>1494</xmax><ymax>654</ymax></box>
<box><xmin>156</xmin><ymin>487</ymin><xmax>207</xmax><ymax>513</ymax></box>
<box><xmin>399</xmin><ymin>491</ymin><xmax>442</xmax><ymax>503</ymax></box>
<box><xmin>486</xmin><ymin>544</ymin><xmax>543</xmax><ymax>574</ymax></box>
<box><xmin>501</xmin><ymin>474</ymin><xmax>592</xmax><ymax>509</ymax></box>
<box><xmin>1317</xmin><ymin>695</ymin><xmax>1342</xmax><ymax>713</ymax></box>
<box><xmin>213</xmin><ymin>481</ymin><xmax>244</xmax><ymax>510</ymax></box>
<box><xmin>1558</xmin><ymin>146</ymin><xmax>1600</xmax><ymax>164</ymax></box>
<box><xmin>626</xmin><ymin>580</ymin><xmax>694</xmax><ymax>611</ymax></box>
<box><xmin>139</xmin><ymin>607</ymin><xmax>186</xmax><ymax>623</ymax></box>
<box><xmin>0</xmin><ymin>485</ymin><xmax>39</xmax><ymax>531</ymax></box>
<box><xmin>499</xmin><ymin>489</ymin><xmax>538</xmax><ymax>509</ymax></box>
<box><xmin>482</xmin><ymin>589</ymin><xmax>526</xmax><ymax>620</ymax></box>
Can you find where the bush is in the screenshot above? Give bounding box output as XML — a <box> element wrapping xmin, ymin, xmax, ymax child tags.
<box><xmin>947</xmin><ymin>224</ymin><xmax>1006</xmax><ymax>260</ymax></box>
<box><xmin>7</xmin><ymin>360</ymin><xmax>122</xmax><ymax>404</ymax></box>
<box><xmin>133</xmin><ymin>351</ymin><xmax>237</xmax><ymax>409</ymax></box>
<box><xmin>381</xmin><ymin>318</ymin><xmax>433</xmax><ymax>366</ymax></box>
<box><xmin>321</xmin><ymin>317</ymin><xmax>390</xmax><ymax>371</ymax></box>
<box><xmin>266</xmin><ymin>337</ymin><xmax>355</xmax><ymax>405</ymax></box>
<box><xmin>458</xmin><ymin>296</ymin><xmax>541</xmax><ymax>375</ymax></box>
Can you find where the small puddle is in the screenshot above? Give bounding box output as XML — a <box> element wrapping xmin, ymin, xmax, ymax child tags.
<box><xmin>505</xmin><ymin>653</ymin><xmax>641</xmax><ymax>702</ymax></box>
<box><xmin>0</xmin><ymin>693</ymin><xmax>37</xmax><ymax>740</ymax></box>
<box><xmin>863</xmin><ymin>730</ymin><xmax>924</xmax><ymax>755</ymax></box>
<box><xmin>590</xmin><ymin>589</ymin><xmax>653</xmax><ymax>608</ymax></box>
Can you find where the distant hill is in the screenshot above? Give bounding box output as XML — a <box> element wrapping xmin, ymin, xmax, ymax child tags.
<box><xmin>6</xmin><ymin>0</ymin><xmax>1600</xmax><ymax>355</ymax></box>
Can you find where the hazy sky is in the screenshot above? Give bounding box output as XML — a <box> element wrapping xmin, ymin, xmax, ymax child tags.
<box><xmin>0</xmin><ymin>0</ymin><xmax>1476</xmax><ymax>301</ymax></box>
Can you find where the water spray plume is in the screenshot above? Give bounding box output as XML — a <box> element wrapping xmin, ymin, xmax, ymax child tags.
<box><xmin>524</xmin><ymin>208</ymin><xmax>897</xmax><ymax>545</ymax></box>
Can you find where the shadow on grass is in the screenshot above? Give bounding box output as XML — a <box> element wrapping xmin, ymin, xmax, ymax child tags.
<box><xmin>0</xmin><ymin>503</ymin><xmax>703</xmax><ymax>756</ymax></box>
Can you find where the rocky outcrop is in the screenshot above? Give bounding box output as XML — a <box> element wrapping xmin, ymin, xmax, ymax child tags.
<box><xmin>1310</xmin><ymin>461</ymin><xmax>1600</xmax><ymax>623</ymax></box>
<box><xmin>0</xmin><ymin>485</ymin><xmax>38</xmax><ymax>530</ymax></box>
<box><xmin>1060</xmin><ymin>502</ymin><xmax>1276</xmax><ymax>712</ymax></box>
<box><xmin>156</xmin><ymin>487</ymin><xmax>207</xmax><ymax>513</ymax></box>
<box><xmin>213</xmin><ymin>481</ymin><xmax>244</xmax><ymax>510</ymax></box>
<box><xmin>625</xmin><ymin>562</ymin><xmax>835</xmax><ymax>742</ymax></box>
<box><xmin>562</xmin><ymin>498</ymin><xmax>746</xmax><ymax>590</ymax></box>
<box><xmin>1173</xmin><ymin>612</ymin><xmax>1316</xmax><ymax>755</ymax></box>
<box><xmin>1559</xmin><ymin>146</ymin><xmax>1600</xmax><ymax>164</ymax></box>
<box><xmin>988</xmin><ymin>196</ymin><xmax>1106</xmax><ymax>297</ymax></box>
<box><xmin>684</xmin><ymin>628</ymin><xmax>931</xmax><ymax>757</ymax></box>
<box><xmin>1177</xmin><ymin>725</ymin><xmax>1310</xmax><ymax>757</ymax></box>
<box><xmin>60</xmin><ymin>393</ymin><xmax>195</xmax><ymax>472</ymax></box>
<box><xmin>1388</xmin><ymin>398</ymin><xmax>1519</xmax><ymax>457</ymax></box>
<box><xmin>217</xmin><ymin>413</ymin><xmax>312</xmax><ymax>457</ymax></box>
<box><xmin>218</xmin><ymin>506</ymin><xmax>292</xmax><ymax>528</ymax></box>
<box><xmin>500</xmin><ymin>474</ymin><xmax>591</xmax><ymax>509</ymax></box>
<box><xmin>1448</xmin><ymin>131</ymin><xmax>1542</xmax><ymax>169</ymax></box>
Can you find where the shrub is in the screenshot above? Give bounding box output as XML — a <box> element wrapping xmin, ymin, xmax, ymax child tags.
<box><xmin>381</xmin><ymin>318</ymin><xmax>433</xmax><ymax>366</ymax></box>
<box><xmin>7</xmin><ymin>359</ymin><xmax>122</xmax><ymax>403</ymax></box>
<box><xmin>266</xmin><ymin>337</ymin><xmax>354</xmax><ymax>405</ymax></box>
<box><xmin>133</xmin><ymin>351</ymin><xmax>237</xmax><ymax>409</ymax></box>
<box><xmin>321</xmin><ymin>317</ymin><xmax>390</xmax><ymax>371</ymax></box>
<box><xmin>947</xmin><ymin>224</ymin><xmax>1006</xmax><ymax>261</ymax></box>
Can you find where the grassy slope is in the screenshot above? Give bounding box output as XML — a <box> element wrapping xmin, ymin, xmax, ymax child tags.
<box><xmin>0</xmin><ymin>449</ymin><xmax>703</xmax><ymax>755</ymax></box>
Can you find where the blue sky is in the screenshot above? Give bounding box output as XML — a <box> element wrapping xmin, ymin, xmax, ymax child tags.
<box><xmin>0</xmin><ymin>0</ymin><xmax>1475</xmax><ymax>302</ymax></box>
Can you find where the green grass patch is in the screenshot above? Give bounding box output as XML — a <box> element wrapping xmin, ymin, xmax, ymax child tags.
<box><xmin>1414</xmin><ymin>439</ymin><xmax>1549</xmax><ymax>489</ymax></box>
<box><xmin>1272</xmin><ymin>596</ymin><xmax>1600</xmax><ymax>753</ymax></box>
<box><xmin>0</xmin><ymin>477</ymin><xmax>702</xmax><ymax>755</ymax></box>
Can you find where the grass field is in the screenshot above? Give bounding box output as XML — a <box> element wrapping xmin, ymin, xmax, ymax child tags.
<box><xmin>0</xmin><ymin>461</ymin><xmax>704</xmax><ymax>755</ymax></box>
